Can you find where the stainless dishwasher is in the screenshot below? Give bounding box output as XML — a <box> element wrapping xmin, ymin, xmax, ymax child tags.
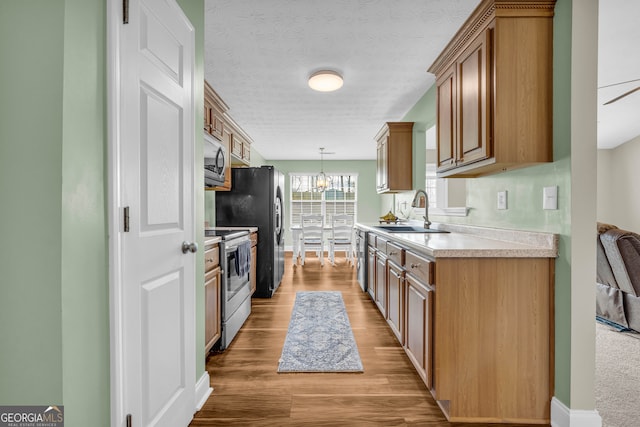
<box><xmin>355</xmin><ymin>228</ymin><xmax>367</xmax><ymax>292</ymax></box>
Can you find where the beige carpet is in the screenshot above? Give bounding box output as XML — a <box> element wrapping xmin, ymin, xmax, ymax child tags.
<box><xmin>596</xmin><ymin>321</ymin><xmax>640</xmax><ymax>427</ymax></box>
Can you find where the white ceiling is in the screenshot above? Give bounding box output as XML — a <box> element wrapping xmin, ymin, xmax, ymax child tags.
<box><xmin>597</xmin><ymin>0</ymin><xmax>640</xmax><ymax>150</ymax></box>
<box><xmin>204</xmin><ymin>1</ymin><xmax>640</xmax><ymax>160</ymax></box>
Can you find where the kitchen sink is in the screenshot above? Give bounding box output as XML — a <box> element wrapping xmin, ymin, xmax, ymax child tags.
<box><xmin>373</xmin><ymin>225</ymin><xmax>449</xmax><ymax>233</ymax></box>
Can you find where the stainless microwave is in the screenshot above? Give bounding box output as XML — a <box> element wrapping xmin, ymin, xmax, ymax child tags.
<box><xmin>204</xmin><ymin>133</ymin><xmax>227</xmax><ymax>187</ymax></box>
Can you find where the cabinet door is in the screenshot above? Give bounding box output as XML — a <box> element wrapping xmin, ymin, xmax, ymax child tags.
<box><xmin>231</xmin><ymin>133</ymin><xmax>243</xmax><ymax>158</ymax></box>
<box><xmin>387</xmin><ymin>260</ymin><xmax>404</xmax><ymax>344</ymax></box>
<box><xmin>204</xmin><ymin>266</ymin><xmax>221</xmax><ymax>353</ymax></box>
<box><xmin>375</xmin><ymin>253</ymin><xmax>388</xmax><ymax>318</ymax></box>
<box><xmin>376</xmin><ymin>136</ymin><xmax>388</xmax><ymax>192</ymax></box>
<box><xmin>457</xmin><ymin>28</ymin><xmax>491</xmax><ymax>166</ymax></box>
<box><xmin>242</xmin><ymin>142</ymin><xmax>251</xmax><ymax>163</ymax></box>
<box><xmin>204</xmin><ymin>98</ymin><xmax>213</xmax><ymax>134</ymax></box>
<box><xmin>367</xmin><ymin>247</ymin><xmax>376</xmax><ymax>300</ymax></box>
<box><xmin>405</xmin><ymin>273</ymin><xmax>433</xmax><ymax>390</ymax></box>
<box><xmin>436</xmin><ymin>64</ymin><xmax>456</xmax><ymax>171</ymax></box>
<box><xmin>210</xmin><ymin>105</ymin><xmax>224</xmax><ymax>141</ymax></box>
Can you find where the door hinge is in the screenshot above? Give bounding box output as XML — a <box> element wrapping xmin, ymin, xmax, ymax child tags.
<box><xmin>126</xmin><ymin>414</ymin><xmax>132</xmax><ymax>427</ymax></box>
<box><xmin>123</xmin><ymin>0</ymin><xmax>129</xmax><ymax>24</ymax></box>
<box><xmin>124</xmin><ymin>206</ymin><xmax>130</xmax><ymax>232</ymax></box>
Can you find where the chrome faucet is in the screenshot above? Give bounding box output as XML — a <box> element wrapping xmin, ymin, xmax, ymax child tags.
<box><xmin>411</xmin><ymin>189</ymin><xmax>431</xmax><ymax>229</ymax></box>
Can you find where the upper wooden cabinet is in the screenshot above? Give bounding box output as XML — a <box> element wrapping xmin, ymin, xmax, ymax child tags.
<box><xmin>225</xmin><ymin>113</ymin><xmax>253</xmax><ymax>167</ymax></box>
<box><xmin>204</xmin><ymin>80</ymin><xmax>228</xmax><ymax>141</ymax></box>
<box><xmin>429</xmin><ymin>0</ymin><xmax>556</xmax><ymax>178</ymax></box>
<box><xmin>375</xmin><ymin>122</ymin><xmax>414</xmax><ymax>193</ymax></box>
<box><xmin>204</xmin><ymin>79</ymin><xmax>254</xmax><ymax>191</ymax></box>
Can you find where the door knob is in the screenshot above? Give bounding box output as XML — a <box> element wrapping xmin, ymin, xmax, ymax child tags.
<box><xmin>182</xmin><ymin>241</ymin><xmax>198</xmax><ymax>254</ymax></box>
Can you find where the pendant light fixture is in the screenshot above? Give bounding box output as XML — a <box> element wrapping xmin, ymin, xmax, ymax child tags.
<box><xmin>316</xmin><ymin>147</ymin><xmax>327</xmax><ymax>192</ymax></box>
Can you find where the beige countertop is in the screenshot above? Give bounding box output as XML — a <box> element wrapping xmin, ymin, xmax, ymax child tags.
<box><xmin>356</xmin><ymin>222</ymin><xmax>558</xmax><ymax>258</ymax></box>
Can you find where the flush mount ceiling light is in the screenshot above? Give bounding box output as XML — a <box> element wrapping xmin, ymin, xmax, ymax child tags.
<box><xmin>308</xmin><ymin>70</ymin><xmax>343</xmax><ymax>92</ymax></box>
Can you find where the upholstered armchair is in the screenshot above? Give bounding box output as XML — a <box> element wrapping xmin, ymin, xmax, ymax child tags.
<box><xmin>596</xmin><ymin>222</ymin><xmax>640</xmax><ymax>332</ymax></box>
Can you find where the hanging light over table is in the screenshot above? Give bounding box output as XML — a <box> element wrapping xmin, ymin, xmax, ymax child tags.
<box><xmin>316</xmin><ymin>148</ymin><xmax>327</xmax><ymax>192</ymax></box>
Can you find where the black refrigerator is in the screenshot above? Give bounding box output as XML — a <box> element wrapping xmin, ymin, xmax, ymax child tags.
<box><xmin>215</xmin><ymin>166</ymin><xmax>285</xmax><ymax>297</ymax></box>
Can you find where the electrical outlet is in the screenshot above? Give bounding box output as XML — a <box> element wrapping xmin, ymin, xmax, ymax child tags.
<box><xmin>543</xmin><ymin>186</ymin><xmax>558</xmax><ymax>210</ymax></box>
<box><xmin>497</xmin><ymin>191</ymin><xmax>508</xmax><ymax>210</ymax></box>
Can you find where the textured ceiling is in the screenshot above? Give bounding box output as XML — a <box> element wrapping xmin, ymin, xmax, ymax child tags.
<box><xmin>204</xmin><ymin>1</ymin><xmax>640</xmax><ymax>160</ymax></box>
<box><xmin>204</xmin><ymin>0</ymin><xmax>481</xmax><ymax>160</ymax></box>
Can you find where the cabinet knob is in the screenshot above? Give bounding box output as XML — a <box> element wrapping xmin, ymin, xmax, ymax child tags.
<box><xmin>410</xmin><ymin>263</ymin><xmax>421</xmax><ymax>269</ymax></box>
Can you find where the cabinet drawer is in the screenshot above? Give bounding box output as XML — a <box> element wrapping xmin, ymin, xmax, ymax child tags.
<box><xmin>204</xmin><ymin>246</ymin><xmax>220</xmax><ymax>272</ymax></box>
<box><xmin>386</xmin><ymin>241</ymin><xmax>405</xmax><ymax>266</ymax></box>
<box><xmin>376</xmin><ymin>236</ymin><xmax>388</xmax><ymax>252</ymax></box>
<box><xmin>368</xmin><ymin>233</ymin><xmax>377</xmax><ymax>247</ymax></box>
<box><xmin>405</xmin><ymin>251</ymin><xmax>434</xmax><ymax>285</ymax></box>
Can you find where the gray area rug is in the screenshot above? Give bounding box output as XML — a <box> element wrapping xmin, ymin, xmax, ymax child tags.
<box><xmin>278</xmin><ymin>291</ymin><xmax>363</xmax><ymax>373</ymax></box>
<box><xmin>595</xmin><ymin>321</ymin><xmax>640</xmax><ymax>427</ymax></box>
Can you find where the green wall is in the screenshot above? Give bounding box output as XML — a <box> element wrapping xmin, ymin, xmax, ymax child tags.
<box><xmin>177</xmin><ymin>0</ymin><xmax>207</xmax><ymax>386</ymax></box>
<box><xmin>398</xmin><ymin>0</ymin><xmax>574</xmax><ymax>405</ymax></box>
<box><xmin>1</xmin><ymin>0</ymin><xmax>66</xmax><ymax>405</ymax></box>
<box><xmin>402</xmin><ymin>86</ymin><xmax>437</xmax><ymax>190</ymax></box>
<box><xmin>60</xmin><ymin>1</ymin><xmax>110</xmax><ymax>425</ymax></box>
<box><xmin>0</xmin><ymin>1</ymin><xmax>111</xmax><ymax>423</ymax></box>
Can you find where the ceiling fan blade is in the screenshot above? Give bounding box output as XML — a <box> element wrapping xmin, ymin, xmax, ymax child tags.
<box><xmin>604</xmin><ymin>86</ymin><xmax>640</xmax><ymax>105</ymax></box>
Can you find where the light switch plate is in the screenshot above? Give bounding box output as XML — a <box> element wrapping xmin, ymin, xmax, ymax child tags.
<box><xmin>543</xmin><ymin>186</ymin><xmax>558</xmax><ymax>210</ymax></box>
<box><xmin>497</xmin><ymin>191</ymin><xmax>508</xmax><ymax>210</ymax></box>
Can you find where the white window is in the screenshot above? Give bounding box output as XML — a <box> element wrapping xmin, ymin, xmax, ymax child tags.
<box><xmin>290</xmin><ymin>173</ymin><xmax>357</xmax><ymax>226</ymax></box>
<box><xmin>425</xmin><ymin>164</ymin><xmax>440</xmax><ymax>208</ymax></box>
<box><xmin>424</xmin><ymin>126</ymin><xmax>468</xmax><ymax>216</ymax></box>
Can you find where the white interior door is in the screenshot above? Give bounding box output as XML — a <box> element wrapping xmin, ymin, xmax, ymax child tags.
<box><xmin>110</xmin><ymin>0</ymin><xmax>196</xmax><ymax>425</ymax></box>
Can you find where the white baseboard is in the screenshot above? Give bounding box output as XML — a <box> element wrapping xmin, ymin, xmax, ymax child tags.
<box><xmin>194</xmin><ymin>371</ymin><xmax>213</xmax><ymax>412</ymax></box>
<box><xmin>551</xmin><ymin>397</ymin><xmax>602</xmax><ymax>427</ymax></box>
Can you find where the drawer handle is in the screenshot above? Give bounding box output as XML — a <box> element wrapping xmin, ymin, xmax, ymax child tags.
<box><xmin>410</xmin><ymin>263</ymin><xmax>421</xmax><ymax>269</ymax></box>
<box><xmin>388</xmin><ymin>251</ymin><xmax>398</xmax><ymax>255</ymax></box>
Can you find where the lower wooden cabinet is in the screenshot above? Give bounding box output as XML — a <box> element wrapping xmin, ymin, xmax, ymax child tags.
<box><xmin>434</xmin><ymin>257</ymin><xmax>553</xmax><ymax>423</ymax></box>
<box><xmin>204</xmin><ymin>265</ymin><xmax>221</xmax><ymax>353</ymax></box>
<box><xmin>375</xmin><ymin>252</ymin><xmax>388</xmax><ymax>318</ymax></box>
<box><xmin>367</xmin><ymin>246</ymin><xmax>376</xmax><ymax>300</ymax></box>
<box><xmin>405</xmin><ymin>273</ymin><xmax>434</xmax><ymax>390</ymax></box>
<box><xmin>387</xmin><ymin>260</ymin><xmax>405</xmax><ymax>344</ymax></box>
<box><xmin>204</xmin><ymin>242</ymin><xmax>221</xmax><ymax>353</ymax></box>
<box><xmin>365</xmin><ymin>230</ymin><xmax>554</xmax><ymax>424</ymax></box>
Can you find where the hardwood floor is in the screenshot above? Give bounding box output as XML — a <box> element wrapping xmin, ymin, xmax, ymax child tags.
<box><xmin>191</xmin><ymin>252</ymin><xmax>544</xmax><ymax>426</ymax></box>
